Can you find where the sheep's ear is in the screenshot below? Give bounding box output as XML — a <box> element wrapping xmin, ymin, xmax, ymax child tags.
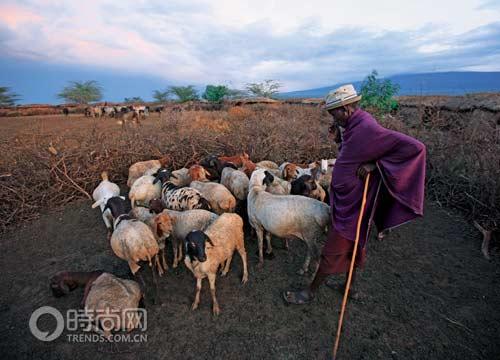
<box><xmin>91</xmin><ymin>199</ymin><xmax>103</xmax><ymax>209</ymax></box>
<box><xmin>153</xmin><ymin>173</ymin><xmax>161</xmax><ymax>184</ymax></box>
<box><xmin>243</xmin><ymin>151</ymin><xmax>249</xmax><ymax>159</ymax></box>
<box><xmin>204</xmin><ymin>168</ymin><xmax>211</xmax><ymax>178</ymax></box>
<box><xmin>154</xmin><ymin>218</ymin><xmax>163</xmax><ymax>238</ymax></box>
<box><xmin>170</xmin><ymin>173</ymin><xmax>178</xmax><ymax>180</ymax></box>
<box><xmin>205</xmin><ymin>234</ymin><xmax>214</xmax><ymax>247</ymax></box>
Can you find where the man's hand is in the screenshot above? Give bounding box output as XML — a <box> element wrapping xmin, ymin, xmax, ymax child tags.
<box><xmin>328</xmin><ymin>124</ymin><xmax>342</xmax><ymax>144</ymax></box>
<box><xmin>357</xmin><ymin>163</ymin><xmax>376</xmax><ymax>179</ymax></box>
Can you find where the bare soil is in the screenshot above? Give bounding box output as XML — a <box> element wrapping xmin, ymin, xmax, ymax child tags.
<box><xmin>0</xmin><ymin>199</ymin><xmax>498</xmax><ymax>360</ymax></box>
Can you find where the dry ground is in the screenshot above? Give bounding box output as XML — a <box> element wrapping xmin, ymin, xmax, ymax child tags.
<box><xmin>0</xmin><ymin>112</ymin><xmax>499</xmax><ymax>359</ymax></box>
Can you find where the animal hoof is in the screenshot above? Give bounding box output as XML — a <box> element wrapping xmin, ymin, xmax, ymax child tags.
<box><xmin>264</xmin><ymin>252</ymin><xmax>275</xmax><ymax>260</ymax></box>
<box><xmin>213</xmin><ymin>306</ymin><xmax>220</xmax><ymax>316</ymax></box>
<box><xmin>191</xmin><ymin>303</ymin><xmax>199</xmax><ymax>311</ymax></box>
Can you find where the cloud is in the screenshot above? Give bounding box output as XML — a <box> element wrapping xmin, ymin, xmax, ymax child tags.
<box><xmin>0</xmin><ymin>0</ymin><xmax>499</xmax><ymax>91</ymax></box>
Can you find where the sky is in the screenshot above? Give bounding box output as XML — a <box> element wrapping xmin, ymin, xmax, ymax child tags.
<box><xmin>1</xmin><ymin>0</ymin><xmax>500</xmax><ymax>103</ymax></box>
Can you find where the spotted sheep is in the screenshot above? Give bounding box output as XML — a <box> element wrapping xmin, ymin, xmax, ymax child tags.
<box><xmin>153</xmin><ymin>168</ymin><xmax>212</xmax><ymax>211</ymax></box>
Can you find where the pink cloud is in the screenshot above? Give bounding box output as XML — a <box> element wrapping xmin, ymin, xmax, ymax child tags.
<box><xmin>0</xmin><ymin>4</ymin><xmax>43</xmax><ymax>28</ymax></box>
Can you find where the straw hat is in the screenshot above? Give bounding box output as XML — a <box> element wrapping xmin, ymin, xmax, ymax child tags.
<box><xmin>324</xmin><ymin>84</ymin><xmax>362</xmax><ymax>111</ymax></box>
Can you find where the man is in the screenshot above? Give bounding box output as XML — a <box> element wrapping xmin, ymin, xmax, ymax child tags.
<box><xmin>284</xmin><ymin>84</ymin><xmax>426</xmax><ymax>304</ymax></box>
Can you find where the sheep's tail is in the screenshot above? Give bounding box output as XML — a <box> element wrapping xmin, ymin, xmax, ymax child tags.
<box><xmin>101</xmin><ymin>171</ymin><xmax>109</xmax><ymax>181</ymax></box>
<box><xmin>130</xmin><ymin>195</ymin><xmax>136</xmax><ymax>209</ymax></box>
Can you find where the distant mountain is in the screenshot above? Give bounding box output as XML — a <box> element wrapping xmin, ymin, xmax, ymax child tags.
<box><xmin>279</xmin><ymin>72</ymin><xmax>500</xmax><ymax>99</ymax></box>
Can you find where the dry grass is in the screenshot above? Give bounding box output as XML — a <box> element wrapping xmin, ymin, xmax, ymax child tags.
<box><xmin>0</xmin><ymin>103</ymin><xmax>498</xmax><ymax>234</ymax></box>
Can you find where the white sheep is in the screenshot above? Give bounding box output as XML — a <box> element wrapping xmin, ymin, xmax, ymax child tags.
<box><xmin>84</xmin><ymin>273</ymin><xmax>143</xmax><ymax>338</ymax></box>
<box><xmin>170</xmin><ymin>167</ymin><xmax>191</xmax><ymax>187</ymax></box>
<box><xmin>220</xmin><ymin>167</ymin><xmax>249</xmax><ymax>201</ymax></box>
<box><xmin>129</xmin><ymin>175</ymin><xmax>162</xmax><ymax>208</ymax></box>
<box><xmin>184</xmin><ymin>213</ymin><xmax>248</xmax><ymax>315</ymax></box>
<box><xmin>256</xmin><ymin>160</ymin><xmax>279</xmax><ymax>169</ymax></box>
<box><xmin>247</xmin><ymin>169</ymin><xmax>330</xmax><ymax>275</ymax></box>
<box><xmin>91</xmin><ymin>171</ymin><xmax>121</xmax><ymax>234</ymax></box>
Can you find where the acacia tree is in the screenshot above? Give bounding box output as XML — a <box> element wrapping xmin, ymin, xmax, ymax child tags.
<box><xmin>245</xmin><ymin>79</ymin><xmax>282</xmax><ymax>98</ymax></box>
<box><xmin>168</xmin><ymin>85</ymin><xmax>199</xmax><ymax>102</ymax></box>
<box><xmin>0</xmin><ymin>86</ymin><xmax>20</xmax><ymax>106</ymax></box>
<box><xmin>57</xmin><ymin>81</ymin><xmax>103</xmax><ymax>104</ymax></box>
<box><xmin>152</xmin><ymin>89</ymin><xmax>171</xmax><ymax>102</ymax></box>
<box><xmin>202</xmin><ymin>85</ymin><xmax>229</xmax><ymax>103</ymax></box>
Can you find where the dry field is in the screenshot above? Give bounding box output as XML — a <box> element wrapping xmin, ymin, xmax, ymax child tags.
<box><xmin>0</xmin><ymin>104</ymin><xmax>499</xmax><ymax>359</ymax></box>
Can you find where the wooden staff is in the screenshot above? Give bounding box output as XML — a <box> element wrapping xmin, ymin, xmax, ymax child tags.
<box><xmin>332</xmin><ymin>172</ymin><xmax>371</xmax><ymax>360</ymax></box>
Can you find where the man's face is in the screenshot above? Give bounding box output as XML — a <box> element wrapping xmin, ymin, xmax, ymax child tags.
<box><xmin>328</xmin><ymin>106</ymin><xmax>349</xmax><ymax>128</ymax></box>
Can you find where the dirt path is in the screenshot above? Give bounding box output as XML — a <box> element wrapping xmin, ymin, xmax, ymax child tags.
<box><xmin>0</xmin><ymin>201</ymin><xmax>498</xmax><ymax>359</ymax></box>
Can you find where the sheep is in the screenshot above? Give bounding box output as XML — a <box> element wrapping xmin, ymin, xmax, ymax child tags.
<box><xmin>102</xmin><ymin>106</ymin><xmax>116</xmax><ymax>117</ymax></box>
<box><xmin>62</xmin><ymin>107</ymin><xmax>69</xmax><ymax>116</ymax></box>
<box><xmin>91</xmin><ymin>171</ymin><xmax>122</xmax><ymax>235</ymax></box>
<box><xmin>264</xmin><ymin>172</ymin><xmax>291</xmax><ymax>195</ymax></box>
<box><xmin>84</xmin><ymin>273</ymin><xmax>143</xmax><ymax>338</ymax></box>
<box><xmin>127</xmin><ymin>156</ymin><xmax>170</xmax><ymax>187</ymax></box>
<box><xmin>153</xmin><ymin>168</ymin><xmax>211</xmax><ymax>211</ymax></box>
<box><xmin>149</xmin><ymin>199</ymin><xmax>219</xmax><ymax>268</ymax></box>
<box><xmin>184</xmin><ymin>213</ymin><xmax>248</xmax><ymax>315</ymax></box>
<box><xmin>91</xmin><ymin>106</ymin><xmax>103</xmax><ymax>118</ymax></box>
<box><xmin>247</xmin><ymin>169</ymin><xmax>330</xmax><ymax>275</ymax></box>
<box><xmin>220</xmin><ymin>167</ymin><xmax>249</xmax><ymax>201</ymax></box>
<box><xmin>188</xmin><ymin>165</ymin><xmax>211</xmax><ymax>182</ymax></box>
<box><xmin>170</xmin><ymin>167</ymin><xmax>191</xmax><ymax>187</ymax></box>
<box><xmin>290</xmin><ymin>168</ymin><xmax>326</xmax><ymax>202</ymax></box>
<box><xmin>279</xmin><ymin>162</ymin><xmax>311</xmax><ymax>181</ymax></box>
<box><xmin>189</xmin><ymin>169</ymin><xmax>237</xmax><ymax>214</ymax></box>
<box><xmin>129</xmin><ymin>175</ymin><xmax>162</xmax><ymax>208</ymax></box>
<box><xmin>255</xmin><ymin>160</ymin><xmax>279</xmax><ymax>169</ymax></box>
<box><xmin>106</xmin><ymin>197</ymin><xmax>163</xmax><ymax>278</ymax></box>
<box><xmin>239</xmin><ymin>158</ymin><xmax>256</xmax><ymax>178</ymax></box>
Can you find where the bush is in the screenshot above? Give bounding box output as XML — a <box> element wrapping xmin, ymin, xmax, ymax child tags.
<box><xmin>245</xmin><ymin>80</ymin><xmax>282</xmax><ymax>98</ymax></box>
<box><xmin>202</xmin><ymin>85</ymin><xmax>229</xmax><ymax>103</ymax></box>
<box><xmin>0</xmin><ymin>86</ymin><xmax>20</xmax><ymax>106</ymax></box>
<box><xmin>360</xmin><ymin>70</ymin><xmax>399</xmax><ymax>113</ymax></box>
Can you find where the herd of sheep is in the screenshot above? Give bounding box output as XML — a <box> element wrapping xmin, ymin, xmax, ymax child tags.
<box><xmin>50</xmin><ymin>152</ymin><xmax>336</xmax><ymax>336</ymax></box>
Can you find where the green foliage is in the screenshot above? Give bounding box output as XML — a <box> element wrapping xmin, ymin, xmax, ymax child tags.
<box><xmin>57</xmin><ymin>81</ymin><xmax>102</xmax><ymax>104</ymax></box>
<box><xmin>359</xmin><ymin>70</ymin><xmax>399</xmax><ymax>113</ymax></box>
<box><xmin>245</xmin><ymin>80</ymin><xmax>282</xmax><ymax>98</ymax></box>
<box><xmin>124</xmin><ymin>97</ymin><xmax>144</xmax><ymax>103</ymax></box>
<box><xmin>0</xmin><ymin>86</ymin><xmax>20</xmax><ymax>106</ymax></box>
<box><xmin>202</xmin><ymin>85</ymin><xmax>229</xmax><ymax>102</ymax></box>
<box><xmin>168</xmin><ymin>85</ymin><xmax>199</xmax><ymax>103</ymax></box>
<box><xmin>152</xmin><ymin>89</ymin><xmax>171</xmax><ymax>102</ymax></box>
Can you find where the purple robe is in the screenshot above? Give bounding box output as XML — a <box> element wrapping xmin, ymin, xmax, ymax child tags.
<box><xmin>330</xmin><ymin>109</ymin><xmax>426</xmax><ymax>247</ymax></box>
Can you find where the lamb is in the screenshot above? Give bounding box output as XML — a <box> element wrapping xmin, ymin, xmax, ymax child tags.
<box><xmin>184</xmin><ymin>213</ymin><xmax>248</xmax><ymax>315</ymax></box>
<box><xmin>91</xmin><ymin>171</ymin><xmax>121</xmax><ymax>235</ymax></box>
<box><xmin>247</xmin><ymin>169</ymin><xmax>330</xmax><ymax>275</ymax></box>
<box><xmin>149</xmin><ymin>199</ymin><xmax>219</xmax><ymax>268</ymax></box>
<box><xmin>129</xmin><ymin>174</ymin><xmax>162</xmax><ymax>208</ymax></box>
<box><xmin>279</xmin><ymin>162</ymin><xmax>311</xmax><ymax>181</ymax></box>
<box><xmin>220</xmin><ymin>167</ymin><xmax>249</xmax><ymax>201</ymax></box>
<box><xmin>153</xmin><ymin>168</ymin><xmax>211</xmax><ymax>211</ymax></box>
<box><xmin>188</xmin><ymin>165</ymin><xmax>237</xmax><ymax>214</ymax></box>
<box><xmin>290</xmin><ymin>168</ymin><xmax>326</xmax><ymax>202</ymax></box>
<box><xmin>50</xmin><ymin>271</ymin><xmax>143</xmax><ymax>337</ymax></box>
<box><xmin>127</xmin><ymin>156</ymin><xmax>170</xmax><ymax>187</ymax></box>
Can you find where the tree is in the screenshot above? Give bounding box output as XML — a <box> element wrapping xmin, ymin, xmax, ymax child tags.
<box><xmin>359</xmin><ymin>70</ymin><xmax>400</xmax><ymax>113</ymax></box>
<box><xmin>0</xmin><ymin>86</ymin><xmax>20</xmax><ymax>106</ymax></box>
<box><xmin>168</xmin><ymin>85</ymin><xmax>199</xmax><ymax>102</ymax></box>
<box><xmin>202</xmin><ymin>85</ymin><xmax>229</xmax><ymax>103</ymax></box>
<box><xmin>57</xmin><ymin>81</ymin><xmax>103</xmax><ymax>104</ymax></box>
<box><xmin>245</xmin><ymin>79</ymin><xmax>282</xmax><ymax>98</ymax></box>
<box><xmin>124</xmin><ymin>96</ymin><xmax>144</xmax><ymax>103</ymax></box>
<box><xmin>152</xmin><ymin>89</ymin><xmax>171</xmax><ymax>102</ymax></box>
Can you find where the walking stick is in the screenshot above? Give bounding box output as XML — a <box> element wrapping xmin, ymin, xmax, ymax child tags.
<box><xmin>332</xmin><ymin>172</ymin><xmax>371</xmax><ymax>360</ymax></box>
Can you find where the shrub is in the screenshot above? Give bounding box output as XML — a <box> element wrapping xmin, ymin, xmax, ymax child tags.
<box><xmin>360</xmin><ymin>70</ymin><xmax>399</xmax><ymax>114</ymax></box>
<box><xmin>202</xmin><ymin>85</ymin><xmax>229</xmax><ymax>103</ymax></box>
<box><xmin>169</xmin><ymin>85</ymin><xmax>199</xmax><ymax>103</ymax></box>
